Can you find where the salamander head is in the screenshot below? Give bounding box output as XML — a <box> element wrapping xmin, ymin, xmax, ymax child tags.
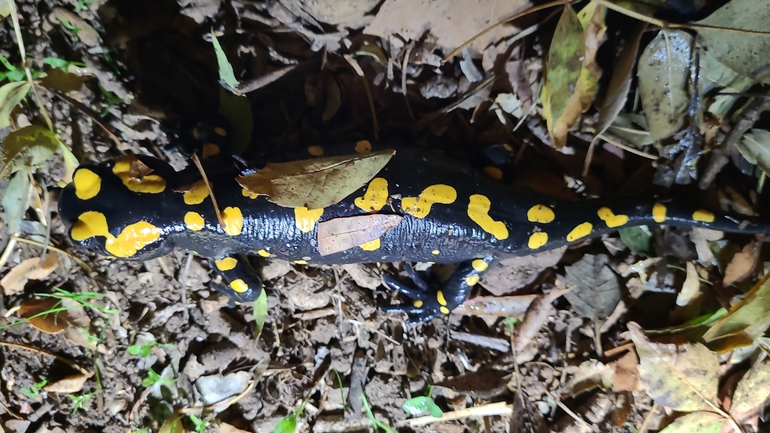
<box><xmin>58</xmin><ymin>155</ymin><xmax>178</xmax><ymax>260</ymax></box>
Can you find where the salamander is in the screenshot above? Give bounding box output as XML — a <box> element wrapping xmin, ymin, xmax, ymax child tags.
<box><xmin>57</xmin><ymin>140</ymin><xmax>770</xmax><ymax>322</ymax></box>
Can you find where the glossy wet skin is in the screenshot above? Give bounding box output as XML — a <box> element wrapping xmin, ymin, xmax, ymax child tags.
<box><xmin>58</xmin><ymin>144</ymin><xmax>770</xmax><ymax>320</ymax></box>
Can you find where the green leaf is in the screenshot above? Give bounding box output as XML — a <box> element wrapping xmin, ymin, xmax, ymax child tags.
<box><xmin>402</xmin><ymin>396</ymin><xmax>443</xmax><ymax>418</ymax></box>
<box><xmin>736</xmin><ymin>129</ymin><xmax>770</xmax><ymax>176</ymax></box>
<box><xmin>253</xmin><ymin>288</ymin><xmax>267</xmax><ymax>339</ymax></box>
<box><xmin>44</xmin><ymin>57</ymin><xmax>70</xmax><ymax>68</ymax></box>
<box><xmin>273</xmin><ymin>415</ymin><xmax>297</xmax><ymax>433</ymax></box>
<box><xmin>219</xmin><ymin>87</ymin><xmax>252</xmax><ymax>154</ymax></box>
<box><xmin>0</xmin><ymin>125</ymin><xmax>58</xmax><ymax>180</ymax></box>
<box><xmin>211</xmin><ymin>33</ymin><xmax>238</xmax><ymax>89</ymax></box>
<box><xmin>618</xmin><ymin>226</ymin><xmax>652</xmax><ymax>256</ymax></box>
<box><xmin>0</xmin><ymin>80</ymin><xmax>31</xmax><ymax>128</ymax></box>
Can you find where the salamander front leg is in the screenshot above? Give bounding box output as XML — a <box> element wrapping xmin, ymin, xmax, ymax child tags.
<box><xmin>381</xmin><ymin>255</ymin><xmax>494</xmax><ymax>323</ymax></box>
<box><xmin>209</xmin><ymin>254</ymin><xmax>264</xmax><ymax>303</ymax></box>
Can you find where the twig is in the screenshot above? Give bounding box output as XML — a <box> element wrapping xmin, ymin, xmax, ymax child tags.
<box><xmin>699</xmin><ymin>96</ymin><xmax>770</xmax><ymax>189</ymax></box>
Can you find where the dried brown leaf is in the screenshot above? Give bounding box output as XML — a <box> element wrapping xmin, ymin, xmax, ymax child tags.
<box><xmin>1</xmin><ymin>253</ymin><xmax>58</xmax><ymax>295</ymax></box>
<box><xmin>317</xmin><ymin>214</ymin><xmax>403</xmax><ymax>256</ymax></box>
<box><xmin>723</xmin><ymin>239</ymin><xmax>760</xmax><ymax>286</ymax></box>
<box><xmin>48</xmin><ymin>8</ymin><xmax>100</xmax><ymax>47</ymax></box>
<box><xmin>237</xmin><ymin>149</ymin><xmax>395</xmax><ymax>209</ymax></box>
<box><xmin>44</xmin><ymin>372</ymin><xmax>91</xmax><ymax>394</ymax></box>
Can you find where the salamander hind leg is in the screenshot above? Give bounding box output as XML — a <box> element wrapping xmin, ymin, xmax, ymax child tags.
<box><xmin>209</xmin><ymin>254</ymin><xmax>264</xmax><ymax>303</ymax></box>
<box><xmin>381</xmin><ymin>256</ymin><xmax>495</xmax><ymax>323</ymax></box>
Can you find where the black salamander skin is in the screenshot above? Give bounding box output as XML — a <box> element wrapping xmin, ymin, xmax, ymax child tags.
<box><xmin>57</xmin><ymin>142</ymin><xmax>770</xmax><ymax>322</ymax></box>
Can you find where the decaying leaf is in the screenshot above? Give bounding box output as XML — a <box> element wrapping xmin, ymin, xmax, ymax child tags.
<box><xmin>194</xmin><ymin>371</ymin><xmax>251</xmax><ymax>405</ymax></box>
<box><xmin>0</xmin><ymin>80</ymin><xmax>30</xmax><ymax>129</ymax></box>
<box><xmin>542</xmin><ymin>4</ymin><xmax>585</xmax><ymax>149</ymax></box>
<box><xmin>0</xmin><ymin>253</ymin><xmax>58</xmax><ymax>296</ymax></box>
<box><xmin>0</xmin><ymin>125</ymin><xmax>59</xmax><ymax>181</ymax></box>
<box><xmin>364</xmin><ymin>0</ymin><xmax>530</xmax><ymax>53</ymax></box>
<box><xmin>656</xmin><ymin>412</ymin><xmax>726</xmax><ymax>433</ymax></box>
<box><xmin>560</xmin><ymin>359</ymin><xmax>613</xmax><ymax>397</ymax></box>
<box><xmin>702</xmin><ymin>274</ymin><xmax>770</xmax><ymax>350</ymax></box>
<box><xmin>629</xmin><ymin>322</ymin><xmax>719</xmax><ymax>412</ymax></box>
<box><xmin>700</xmin><ymin>49</ymin><xmax>757</xmax><ymax>120</ymax></box>
<box><xmin>697</xmin><ymin>0</ymin><xmax>770</xmax><ymax>84</ymax></box>
<box><xmin>737</xmin><ymin>129</ymin><xmax>770</xmax><ymax>177</ymax></box>
<box><xmin>40</xmin><ymin>67</ymin><xmax>92</xmax><ymax>94</ymax></box>
<box><xmin>514</xmin><ymin>293</ymin><xmax>556</xmax><ymax>351</ymax></box>
<box><xmin>732</xmin><ymin>361</ymin><xmax>770</xmax><ymax>414</ymax></box>
<box><xmin>564</xmin><ymin>254</ymin><xmax>620</xmax><ymax>320</ymax></box>
<box><xmin>48</xmin><ymin>8</ymin><xmax>100</xmax><ymax>47</ymax></box>
<box><xmin>675</xmin><ymin>262</ymin><xmax>700</xmax><ymax>307</ymax></box>
<box><xmin>18</xmin><ymin>296</ymin><xmax>96</xmax><ymax>350</ymax></box>
<box><xmin>723</xmin><ymin>238</ymin><xmax>760</xmax><ymax>286</ymax></box>
<box><xmin>317</xmin><ymin>214</ymin><xmax>403</xmax><ymax>256</ymax></box>
<box><xmin>612</xmin><ymin>351</ymin><xmax>642</xmax><ymax>392</ymax></box>
<box><xmin>595</xmin><ymin>22</ymin><xmax>647</xmax><ymax>137</ymax></box>
<box><xmin>637</xmin><ymin>30</ymin><xmax>693</xmax><ymax>140</ymax></box>
<box><xmin>237</xmin><ymin>149</ymin><xmax>395</xmax><ymax>209</ymax></box>
<box><xmin>1</xmin><ymin>169</ymin><xmax>31</xmax><ymax>235</ymax></box>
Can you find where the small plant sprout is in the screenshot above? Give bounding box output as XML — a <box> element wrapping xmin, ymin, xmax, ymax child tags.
<box><xmin>128</xmin><ymin>340</ymin><xmax>175</xmax><ymax>358</ymax></box>
<box><xmin>141</xmin><ymin>368</ymin><xmax>177</xmax><ymax>388</ymax></box>
<box><xmin>20</xmin><ymin>379</ymin><xmax>48</xmax><ymax>399</ymax></box>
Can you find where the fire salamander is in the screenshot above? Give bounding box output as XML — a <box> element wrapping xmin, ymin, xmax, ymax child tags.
<box><xmin>58</xmin><ymin>138</ymin><xmax>770</xmax><ymax>322</ymax></box>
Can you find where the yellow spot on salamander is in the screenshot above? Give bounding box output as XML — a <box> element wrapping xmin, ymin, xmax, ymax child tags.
<box><xmin>257</xmin><ymin>249</ymin><xmax>271</xmax><ymax>257</ymax></box>
<box><xmin>307</xmin><ymin>145</ymin><xmax>324</xmax><ymax>156</ymax></box>
<box><xmin>402</xmin><ymin>184</ymin><xmax>457</xmax><ymax>218</ymax></box>
<box><xmin>70</xmin><ymin>213</ymin><xmax>161</xmax><ymax>258</ymax></box>
<box><xmin>472</xmin><ymin>259</ymin><xmax>489</xmax><ymax>272</ymax></box>
<box><xmin>355</xmin><ymin>140</ymin><xmax>372</xmax><ymax>153</ymax></box>
<box><xmin>527</xmin><ymin>204</ymin><xmax>555</xmax><ymax>223</ymax></box>
<box><xmin>465</xmin><ymin>275</ymin><xmax>479</xmax><ymax>286</ymax></box>
<box><xmin>214</xmin><ymin>126</ymin><xmax>227</xmax><ymax>137</ymax></box>
<box><xmin>112</xmin><ymin>156</ymin><xmax>166</xmax><ymax>194</ymax></box>
<box><xmin>184</xmin><ymin>180</ymin><xmax>210</xmax><ymax>205</ymax></box>
<box><xmin>215</xmin><ymin>257</ymin><xmax>238</xmax><ymax>271</ymax></box>
<box><xmin>202</xmin><ymin>143</ymin><xmax>220</xmax><ymax>159</ymax></box>
<box><xmin>73</xmin><ymin>168</ymin><xmax>101</xmax><ymax>200</ymax></box>
<box><xmin>184</xmin><ymin>211</ymin><xmax>205</xmax><ymax>231</ymax></box>
<box><xmin>230</xmin><ymin>279</ymin><xmax>249</xmax><ymax>293</ymax></box>
<box><xmin>431</xmin><ymin>249</ymin><xmax>440</xmax><ymax>255</ymax></box>
<box><xmin>597</xmin><ymin>207</ymin><xmax>629</xmax><ymax>228</ymax></box>
<box><xmin>242</xmin><ymin>188</ymin><xmax>260</xmax><ymax>199</ymax></box>
<box><xmin>653</xmin><ymin>203</ymin><xmax>667</xmax><ymax>223</ymax></box>
<box><xmin>693</xmin><ymin>209</ymin><xmax>715</xmax><ymax>223</ymax></box>
<box><xmin>107</xmin><ymin>221</ymin><xmax>162</xmax><ymax>258</ymax></box>
<box><xmin>359</xmin><ymin>238</ymin><xmax>380</xmax><ymax>251</ymax></box>
<box><xmin>528</xmin><ymin>232</ymin><xmax>548</xmax><ymax>249</ymax></box>
<box><xmin>294</xmin><ymin>260</ymin><xmax>307</xmax><ymax>265</ymax></box>
<box><xmin>436</xmin><ymin>290</ymin><xmax>447</xmax><ymax>306</ymax></box>
<box><xmin>221</xmin><ymin>207</ymin><xmax>243</xmax><ymax>236</ymax></box>
<box><xmin>413</xmin><ymin>300</ymin><xmax>423</xmax><ymax>308</ymax></box>
<box><xmin>467</xmin><ymin>194</ymin><xmax>509</xmax><ymax>240</ymax></box>
<box><xmin>483</xmin><ymin>166</ymin><xmax>503</xmax><ymax>180</ymax></box>
<box><xmin>294</xmin><ymin>207</ymin><xmax>324</xmax><ymax>233</ymax></box>
<box><xmin>354</xmin><ymin>178</ymin><xmax>388</xmax><ymax>212</ymax></box>
<box><xmin>71</xmin><ymin>211</ymin><xmax>110</xmax><ymax>241</ymax></box>
<box><xmin>566</xmin><ymin>222</ymin><xmax>593</xmax><ymax>242</ymax></box>
<box><xmin>440</xmin><ymin>306</ymin><xmax>450</xmax><ymax>315</ymax></box>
